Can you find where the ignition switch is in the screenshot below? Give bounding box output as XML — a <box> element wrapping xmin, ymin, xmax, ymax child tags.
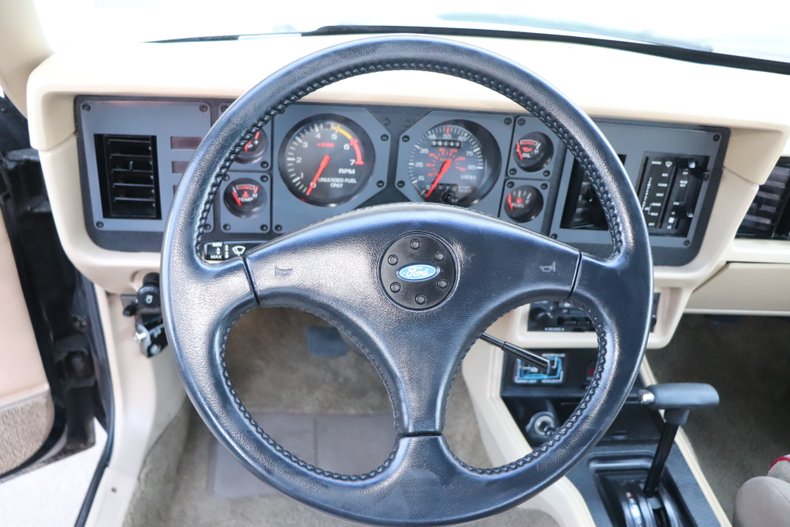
<box><xmin>122</xmin><ymin>273</ymin><xmax>167</xmax><ymax>357</ymax></box>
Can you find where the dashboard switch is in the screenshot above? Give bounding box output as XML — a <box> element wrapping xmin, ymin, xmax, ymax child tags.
<box><xmin>203</xmin><ymin>241</ymin><xmax>257</xmax><ymax>261</ymax></box>
<box><xmin>514</xmin><ymin>353</ymin><xmax>565</xmax><ymax>385</ymax></box>
<box><xmin>638</xmin><ymin>156</ymin><xmax>676</xmax><ymax>230</ymax></box>
<box><xmin>637</xmin><ymin>155</ymin><xmax>708</xmax><ymax>236</ymax></box>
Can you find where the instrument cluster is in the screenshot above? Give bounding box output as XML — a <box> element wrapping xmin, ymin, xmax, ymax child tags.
<box><xmin>223</xmin><ymin>103</ymin><xmax>561</xmax><ymax>245</ymax></box>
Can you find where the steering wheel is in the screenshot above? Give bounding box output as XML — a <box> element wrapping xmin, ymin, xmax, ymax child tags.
<box><xmin>161</xmin><ymin>36</ymin><xmax>652</xmax><ymax>526</ymax></box>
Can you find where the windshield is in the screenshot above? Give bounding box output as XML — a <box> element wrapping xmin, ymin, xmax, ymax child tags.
<box><xmin>34</xmin><ymin>0</ymin><xmax>790</xmax><ymax>64</ymax></box>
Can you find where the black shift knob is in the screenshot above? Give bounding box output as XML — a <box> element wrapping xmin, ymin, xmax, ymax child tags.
<box><xmin>640</xmin><ymin>382</ymin><xmax>719</xmax><ymax>411</ymax></box>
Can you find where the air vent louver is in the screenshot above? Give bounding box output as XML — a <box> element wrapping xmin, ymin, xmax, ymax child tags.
<box><xmin>737</xmin><ymin>159</ymin><xmax>790</xmax><ymax>239</ymax></box>
<box><xmin>95</xmin><ymin>134</ymin><xmax>160</xmax><ymax>219</ymax></box>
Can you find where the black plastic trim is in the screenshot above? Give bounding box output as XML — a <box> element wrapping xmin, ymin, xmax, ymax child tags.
<box><xmin>76</xmin><ymin>97</ymin><xmax>725</xmax><ymax>266</ymax></box>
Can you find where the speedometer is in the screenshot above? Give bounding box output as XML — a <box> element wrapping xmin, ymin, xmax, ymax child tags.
<box><xmin>407</xmin><ymin>121</ymin><xmax>499</xmax><ymax>206</ymax></box>
<box><xmin>279</xmin><ymin>116</ymin><xmax>375</xmax><ymax>206</ymax></box>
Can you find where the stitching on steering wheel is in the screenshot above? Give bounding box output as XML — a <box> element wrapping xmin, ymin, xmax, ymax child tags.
<box><xmin>198</xmin><ymin>54</ymin><xmax>622</xmax><ymax>479</ymax></box>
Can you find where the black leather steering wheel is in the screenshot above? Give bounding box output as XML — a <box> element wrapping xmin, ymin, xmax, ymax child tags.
<box><xmin>161</xmin><ymin>36</ymin><xmax>653</xmax><ymax>526</ymax></box>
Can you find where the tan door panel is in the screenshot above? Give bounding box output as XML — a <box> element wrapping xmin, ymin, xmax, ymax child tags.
<box><xmin>0</xmin><ymin>214</ymin><xmax>53</xmax><ymax>474</ymax></box>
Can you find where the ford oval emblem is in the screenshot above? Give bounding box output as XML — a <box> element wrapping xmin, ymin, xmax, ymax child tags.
<box><xmin>396</xmin><ymin>263</ymin><xmax>439</xmax><ymax>282</ymax></box>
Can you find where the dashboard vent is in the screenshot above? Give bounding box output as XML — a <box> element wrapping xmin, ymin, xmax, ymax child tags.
<box><xmin>737</xmin><ymin>159</ymin><xmax>790</xmax><ymax>240</ymax></box>
<box><xmin>560</xmin><ymin>155</ymin><xmax>627</xmax><ymax>231</ymax></box>
<box><xmin>95</xmin><ymin>134</ymin><xmax>161</xmax><ymax>219</ymax></box>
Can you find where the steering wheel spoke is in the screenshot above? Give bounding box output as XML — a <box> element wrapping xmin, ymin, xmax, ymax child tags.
<box><xmin>162</xmin><ymin>248</ymin><xmax>256</xmax><ymax>366</ymax></box>
<box><xmin>448</xmin><ymin>225</ymin><xmax>580</xmax><ymax>313</ymax></box>
<box><xmin>570</xmin><ymin>251</ymin><xmax>653</xmax><ymax>332</ymax></box>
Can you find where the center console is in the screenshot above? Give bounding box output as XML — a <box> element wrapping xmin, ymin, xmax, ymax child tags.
<box><xmin>501</xmin><ymin>351</ymin><xmax>721</xmax><ymax>526</ymax></box>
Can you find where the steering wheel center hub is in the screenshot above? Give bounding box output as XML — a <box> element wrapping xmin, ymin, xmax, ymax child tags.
<box><xmin>379</xmin><ymin>233</ymin><xmax>456</xmax><ymax>310</ymax></box>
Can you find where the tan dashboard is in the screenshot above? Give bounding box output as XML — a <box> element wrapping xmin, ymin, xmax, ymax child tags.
<box><xmin>23</xmin><ymin>33</ymin><xmax>790</xmax><ymax>348</ymax></box>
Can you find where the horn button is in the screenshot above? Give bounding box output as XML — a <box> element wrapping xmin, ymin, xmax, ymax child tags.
<box><xmin>380</xmin><ymin>233</ymin><xmax>456</xmax><ymax>310</ymax></box>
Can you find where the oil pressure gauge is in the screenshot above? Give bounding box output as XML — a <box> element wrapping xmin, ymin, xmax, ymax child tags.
<box><xmin>514</xmin><ymin>132</ymin><xmax>553</xmax><ymax>172</ymax></box>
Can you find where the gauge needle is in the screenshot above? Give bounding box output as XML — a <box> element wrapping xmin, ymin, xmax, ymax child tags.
<box><xmin>244</xmin><ymin>131</ymin><xmax>260</xmax><ymax>152</ymax></box>
<box><xmin>231</xmin><ymin>189</ymin><xmax>242</xmax><ymax>206</ymax></box>
<box><xmin>307</xmin><ymin>154</ymin><xmax>331</xmax><ymax>196</ymax></box>
<box><xmin>426</xmin><ymin>159</ymin><xmax>451</xmax><ymax>199</ymax></box>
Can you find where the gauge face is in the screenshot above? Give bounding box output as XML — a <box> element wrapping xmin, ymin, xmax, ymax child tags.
<box><xmin>236</xmin><ymin>129</ymin><xmax>268</xmax><ymax>164</ymax></box>
<box><xmin>279</xmin><ymin>116</ymin><xmax>375</xmax><ymax>206</ymax></box>
<box><xmin>514</xmin><ymin>132</ymin><xmax>553</xmax><ymax>172</ymax></box>
<box><xmin>504</xmin><ymin>185</ymin><xmax>544</xmax><ymax>222</ymax></box>
<box><xmin>408</xmin><ymin>121</ymin><xmax>499</xmax><ymax>206</ymax></box>
<box><xmin>224</xmin><ymin>178</ymin><xmax>267</xmax><ymax>217</ymax></box>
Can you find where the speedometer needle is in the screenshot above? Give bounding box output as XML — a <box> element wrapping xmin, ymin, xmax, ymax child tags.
<box><xmin>426</xmin><ymin>159</ymin><xmax>451</xmax><ymax>199</ymax></box>
<box><xmin>307</xmin><ymin>154</ymin><xmax>331</xmax><ymax>196</ymax></box>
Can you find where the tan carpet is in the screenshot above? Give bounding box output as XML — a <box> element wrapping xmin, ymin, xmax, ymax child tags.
<box><xmin>647</xmin><ymin>315</ymin><xmax>790</xmax><ymax>519</ymax></box>
<box><xmin>126</xmin><ymin>307</ymin><xmax>558</xmax><ymax>526</ymax></box>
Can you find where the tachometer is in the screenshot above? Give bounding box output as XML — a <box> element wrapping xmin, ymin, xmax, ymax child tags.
<box><xmin>279</xmin><ymin>116</ymin><xmax>375</xmax><ymax>206</ymax></box>
<box><xmin>407</xmin><ymin>121</ymin><xmax>499</xmax><ymax>206</ymax></box>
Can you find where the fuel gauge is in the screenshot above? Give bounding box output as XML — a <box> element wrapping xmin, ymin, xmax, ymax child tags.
<box><xmin>235</xmin><ymin>130</ymin><xmax>268</xmax><ymax>164</ymax></box>
<box><xmin>224</xmin><ymin>178</ymin><xmax>267</xmax><ymax>218</ymax></box>
<box><xmin>504</xmin><ymin>185</ymin><xmax>543</xmax><ymax>223</ymax></box>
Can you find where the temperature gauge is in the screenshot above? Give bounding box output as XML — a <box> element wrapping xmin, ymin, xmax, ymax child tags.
<box><xmin>224</xmin><ymin>178</ymin><xmax>267</xmax><ymax>218</ymax></box>
<box><xmin>514</xmin><ymin>132</ymin><xmax>553</xmax><ymax>172</ymax></box>
<box><xmin>504</xmin><ymin>185</ymin><xmax>543</xmax><ymax>223</ymax></box>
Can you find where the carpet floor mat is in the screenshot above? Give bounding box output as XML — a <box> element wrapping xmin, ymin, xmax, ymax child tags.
<box><xmin>126</xmin><ymin>307</ymin><xmax>559</xmax><ymax>526</ymax></box>
<box><xmin>647</xmin><ymin>314</ymin><xmax>790</xmax><ymax>518</ymax></box>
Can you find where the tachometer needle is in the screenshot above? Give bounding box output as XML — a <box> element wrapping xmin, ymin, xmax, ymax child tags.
<box><xmin>307</xmin><ymin>154</ymin><xmax>331</xmax><ymax>196</ymax></box>
<box><xmin>426</xmin><ymin>159</ymin><xmax>451</xmax><ymax>199</ymax></box>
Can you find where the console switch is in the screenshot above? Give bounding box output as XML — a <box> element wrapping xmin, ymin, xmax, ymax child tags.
<box><xmin>660</xmin><ymin>160</ymin><xmax>705</xmax><ymax>236</ymax></box>
<box><xmin>637</xmin><ymin>155</ymin><xmax>708</xmax><ymax>236</ymax></box>
<box><xmin>514</xmin><ymin>353</ymin><xmax>565</xmax><ymax>385</ymax></box>
<box><xmin>639</xmin><ymin>156</ymin><xmax>676</xmax><ymax>230</ymax></box>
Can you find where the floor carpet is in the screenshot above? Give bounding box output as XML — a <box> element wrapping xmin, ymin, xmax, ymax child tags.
<box><xmin>126</xmin><ymin>307</ymin><xmax>558</xmax><ymax>527</ymax></box>
<box><xmin>647</xmin><ymin>315</ymin><xmax>790</xmax><ymax>519</ymax></box>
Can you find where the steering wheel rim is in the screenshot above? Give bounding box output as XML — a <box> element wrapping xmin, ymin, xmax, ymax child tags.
<box><xmin>161</xmin><ymin>35</ymin><xmax>653</xmax><ymax>526</ymax></box>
